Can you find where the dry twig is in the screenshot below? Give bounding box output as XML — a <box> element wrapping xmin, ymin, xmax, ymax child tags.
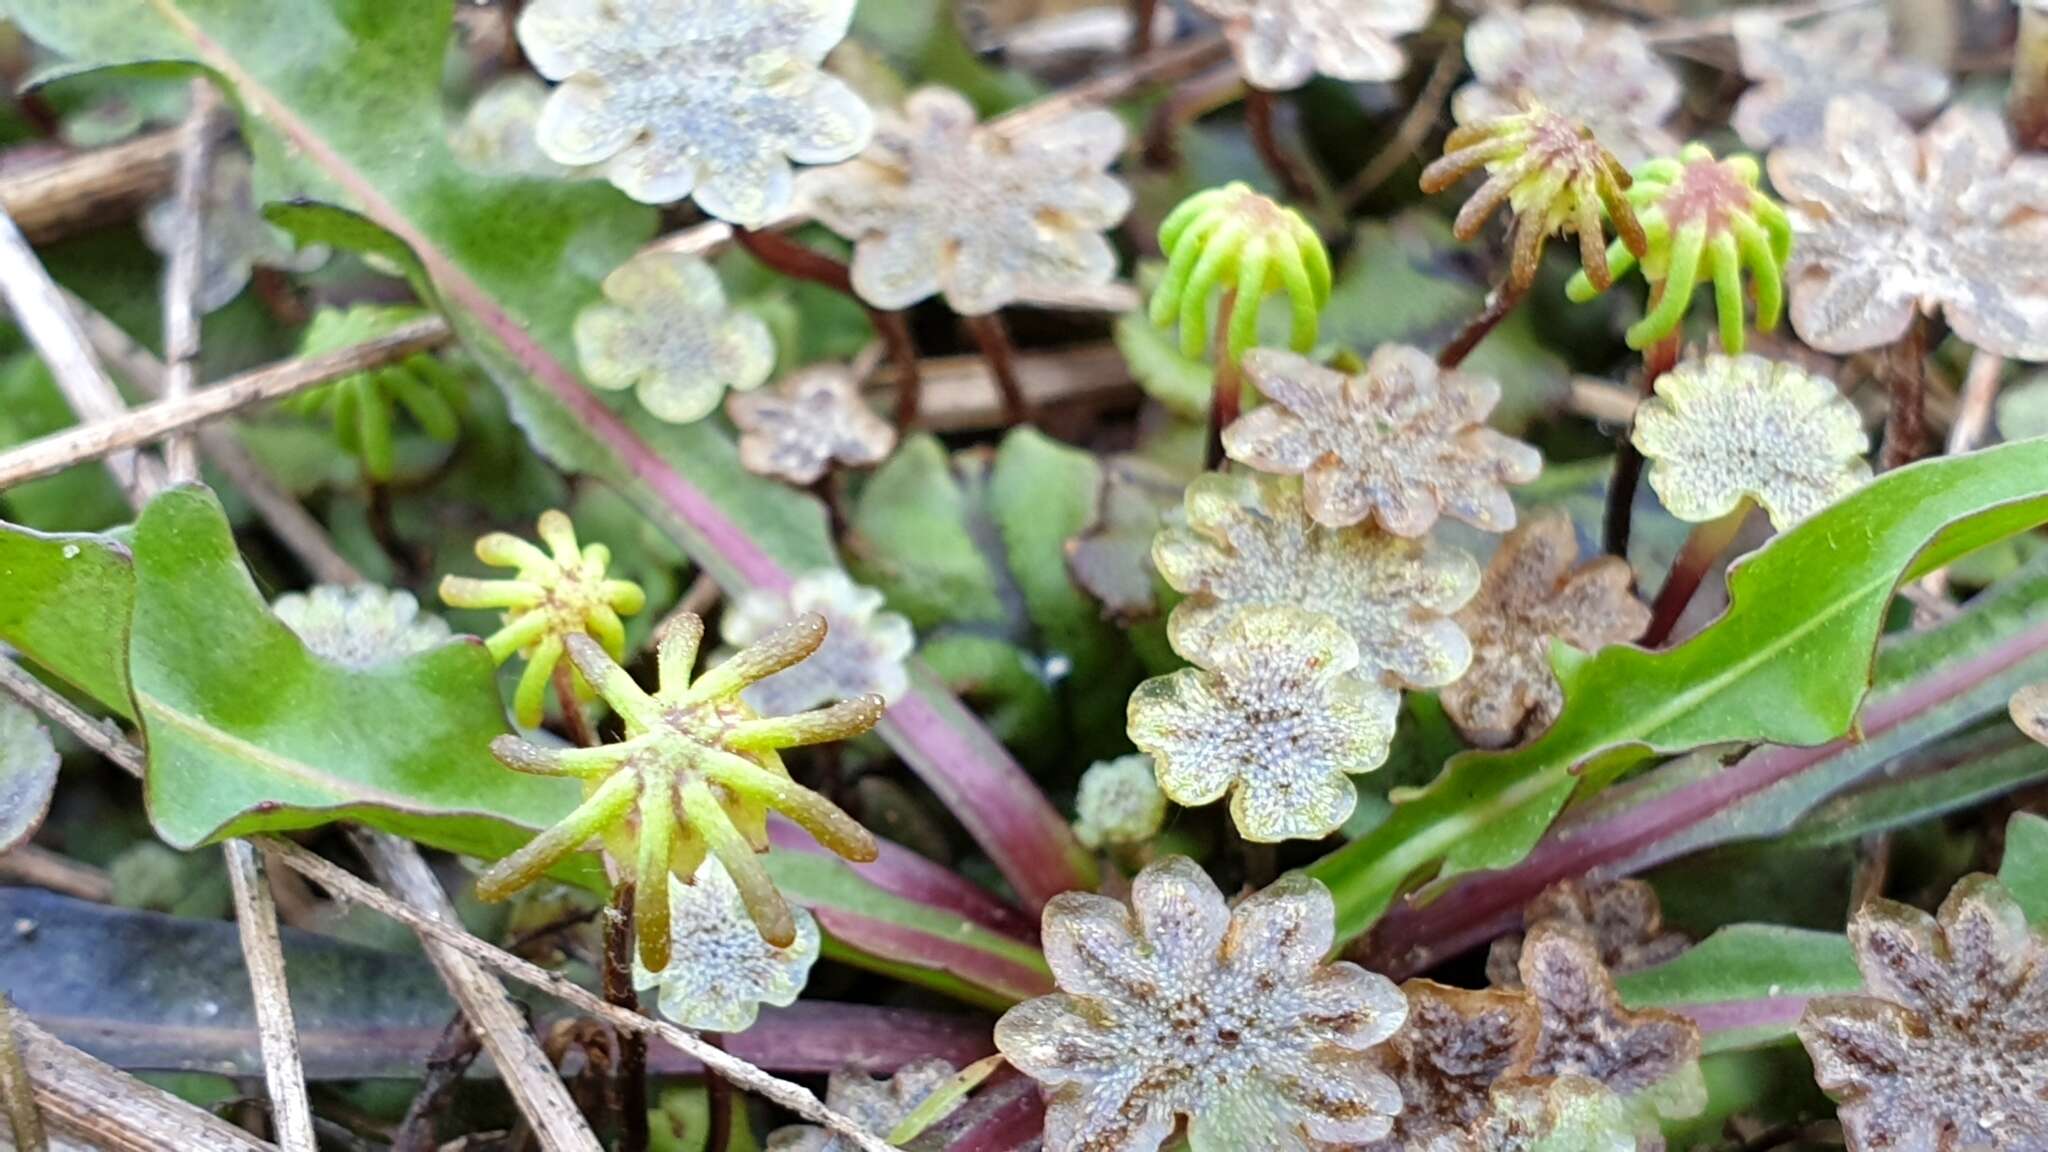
<box><xmin>0</xmin><ymin>133</ymin><xmax>178</xmax><ymax>245</ymax></box>
<box><xmin>0</xmin><ymin>317</ymin><xmax>450</xmax><ymax>491</ymax></box>
<box><xmin>0</xmin><ymin>206</ymin><xmax>163</xmax><ymax>505</ymax></box>
<box><xmin>159</xmin><ymin>83</ymin><xmax>225</xmax><ymax>483</ymax></box>
<box><xmin>0</xmin><ymin>845</ymin><xmax>111</xmax><ymax>903</ymax></box>
<box><xmin>7</xmin><ymin>649</ymin><xmax>888</xmax><ymax>1150</ymax></box>
<box><xmin>0</xmin><ymin>998</ymin><xmax>45</xmax><ymax>1152</ymax></box>
<box><xmin>6</xmin><ymin>1016</ymin><xmax>274</xmax><ymax>1152</ymax></box>
<box><xmin>221</xmin><ymin>840</ymin><xmax>317</xmax><ymax>1152</ymax></box>
<box><xmin>64</xmin><ymin>293</ymin><xmax>363</xmax><ymax>585</ymax></box>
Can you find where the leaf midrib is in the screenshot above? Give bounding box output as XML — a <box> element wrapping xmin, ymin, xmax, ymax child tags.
<box><xmin>139</xmin><ymin>691</ymin><xmax>487</xmax><ymax>817</ymax></box>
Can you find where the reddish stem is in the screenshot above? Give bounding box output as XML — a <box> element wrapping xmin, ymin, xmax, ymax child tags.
<box><xmin>1205</xmin><ymin>290</ymin><xmax>1241</xmax><ymax>471</ymax></box>
<box><xmin>1141</xmin><ymin>64</ymin><xmax>1243</xmax><ymax>170</ymax></box>
<box><xmin>1242</xmin><ymin>88</ymin><xmax>1317</xmax><ymax>204</ymax></box>
<box><xmin>552</xmin><ymin>661</ymin><xmax>598</xmax><ymax>750</ymax></box>
<box><xmin>1128</xmin><ymin>0</ymin><xmax>1159</xmax><ymax>57</ymax></box>
<box><xmin>963</xmin><ymin>312</ymin><xmax>1030</xmax><ymax>426</ymax></box>
<box><xmin>1642</xmin><ymin>504</ymin><xmax>1750</xmax><ymax>648</ymax></box>
<box><xmin>733</xmin><ymin>228</ymin><xmax>923</xmax><ymax>430</ymax></box>
<box><xmin>702</xmin><ymin>1032</ymin><xmax>732</xmax><ymax>1152</ymax></box>
<box><xmin>1880</xmin><ymin>313</ymin><xmax>1930</xmax><ymax>471</ymax></box>
<box><xmin>1437</xmin><ymin>282</ymin><xmax>1525</xmax><ymax>370</ymax></box>
<box><xmin>1603</xmin><ymin>330</ymin><xmax>1681</xmax><ymax>557</ymax></box>
<box><xmin>601</xmin><ymin>883</ymin><xmax>648</xmax><ymax>1152</ymax></box>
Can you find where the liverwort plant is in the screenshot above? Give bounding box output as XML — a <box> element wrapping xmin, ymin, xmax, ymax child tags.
<box><xmin>805</xmin><ymin>84</ymin><xmax>1130</xmax><ymax>423</ymax></box>
<box><xmin>573</xmin><ymin>250</ymin><xmax>777</xmax><ymax>425</ymax></box>
<box><xmin>475</xmin><ymin>612</ymin><xmax>881</xmax><ymax>969</ymax></box>
<box><xmin>1769</xmin><ymin>97</ymin><xmax>2048</xmax><ymax>467</ymax></box>
<box><xmin>1127</xmin><ymin>605</ymin><xmax>1397</xmax><ymax>842</ymax></box>
<box><xmin>1798</xmin><ymin>874</ymin><xmax>2048</xmax><ymax>1152</ymax></box>
<box><xmin>439</xmin><ymin>511</ymin><xmax>648</xmax><ymax>729</ymax></box>
<box><xmin>1419</xmin><ymin>100</ymin><xmax>1647</xmax><ymax>367</ymax></box>
<box><xmin>994</xmin><ymin>857</ymin><xmax>1408</xmax><ymax>1151</ymax></box>
<box><xmin>436</xmin><ymin>512</ymin><xmax>644</xmax><ymax>725</ymax></box>
<box><xmin>1149</xmin><ymin>182</ymin><xmax>1331</xmax><ymax>462</ymax></box>
<box><xmin>516</xmin><ymin>0</ymin><xmax>872</xmax><ymax>222</ymax></box>
<box><xmin>1223</xmin><ymin>344</ymin><xmax>1542</xmax><ymax>535</ymax></box>
<box><xmin>271</xmin><ymin>585</ymin><xmax>451</xmax><ymax>669</ymax></box>
<box><xmin>1565</xmin><ymin>143</ymin><xmax>1792</xmax><ymax>356</ymax></box>
<box><xmin>283</xmin><ymin>305</ymin><xmax>469</xmax><ymax>482</ymax></box>
<box><xmin>632</xmin><ymin>857</ymin><xmax>821</xmax><ymax>1031</ymax></box>
<box><xmin>1455</xmin><ymin>6</ymin><xmax>1679</xmax><ymax>167</ymax></box>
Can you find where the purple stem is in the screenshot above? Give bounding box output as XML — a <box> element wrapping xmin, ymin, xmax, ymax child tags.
<box><xmin>1358</xmin><ymin>612</ymin><xmax>2048</xmax><ymax>977</ymax></box>
<box><xmin>945</xmin><ymin>1077</ymin><xmax>1046</xmax><ymax>1152</ymax></box>
<box><xmin>646</xmin><ymin>1002</ymin><xmax>996</xmax><ymax>1075</ymax></box>
<box><xmin>880</xmin><ymin>675</ymin><xmax>1098</xmax><ymax>914</ymax></box>
<box><xmin>1675</xmin><ymin>996</ymin><xmax>1812</xmax><ymax>1041</ymax></box>
<box><xmin>767</xmin><ymin>819</ymin><xmax>1036</xmax><ymax>940</ymax></box>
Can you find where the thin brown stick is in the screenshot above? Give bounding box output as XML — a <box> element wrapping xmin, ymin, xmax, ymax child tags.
<box><xmin>0</xmin><ymin>206</ymin><xmax>162</xmax><ymax>505</ymax></box>
<box><xmin>601</xmin><ymin>884</ymin><xmax>648</xmax><ymax>1152</ymax></box>
<box><xmin>0</xmin><ymin>317</ymin><xmax>450</xmax><ymax>492</ymax></box>
<box><xmin>1205</xmin><ymin>291</ymin><xmax>1241</xmax><ymax>471</ymax></box>
<box><xmin>1604</xmin><ymin>330</ymin><xmax>1681</xmax><ymax>557</ymax></box>
<box><xmin>159</xmin><ymin>83</ymin><xmax>225</xmax><ymax>484</ymax></box>
<box><xmin>703</xmin><ymin>1031</ymin><xmax>733</xmax><ymax>1152</ymax></box>
<box><xmin>391</xmin><ymin>1015</ymin><xmax>481</xmax><ymax>1152</ymax></box>
<box><xmin>1880</xmin><ymin>314</ymin><xmax>1930</xmax><ymax>471</ymax></box>
<box><xmin>0</xmin><ymin>845</ymin><xmax>112</xmax><ymax>903</ymax></box>
<box><xmin>1127</xmin><ymin>0</ymin><xmax>1159</xmax><ymax>56</ymax></box>
<box><xmin>0</xmin><ymin>997</ymin><xmax>46</xmax><ymax>1152</ymax></box>
<box><xmin>1141</xmin><ymin>63</ymin><xmax>1244</xmax><ymax>171</ymax></box>
<box><xmin>0</xmin><ymin>656</ymin><xmax>599</xmax><ymax>1152</ymax></box>
<box><xmin>1343</xmin><ymin>42</ymin><xmax>1464</xmax><ymax>207</ymax></box>
<box><xmin>1642</xmin><ymin>503</ymin><xmax>1750</xmax><ymax>647</ymax></box>
<box><xmin>0</xmin><ymin>133</ymin><xmax>179</xmax><ymax>245</ymax></box>
<box><xmin>348</xmin><ymin>829</ymin><xmax>603</xmax><ymax>1152</ymax></box>
<box><xmin>1241</xmin><ymin>89</ymin><xmax>1317</xmax><ymax>204</ymax></box>
<box><xmin>863</xmin><ymin>342</ymin><xmax>1134</xmax><ymax>432</ymax></box>
<box><xmin>1437</xmin><ymin>282</ymin><xmax>1525</xmax><ymax>370</ymax></box>
<box><xmin>1948</xmin><ymin>349</ymin><xmax>2006</xmax><ymax>455</ymax></box>
<box><xmin>731</xmin><ymin>228</ymin><xmax>924</xmax><ymax>430</ymax></box>
<box><xmin>0</xmin><ymin>211</ymin><xmax>313</xmax><ymax>1151</ymax></box>
<box><xmin>267</xmin><ymin>839</ymin><xmax>899</xmax><ymax>1152</ymax></box>
<box><xmin>963</xmin><ymin>313</ymin><xmax>1030</xmax><ymax>426</ymax></box>
<box><xmin>996</xmin><ymin>31</ymin><xmax>1231</xmax><ymax>138</ymax></box>
<box><xmin>8</xmin><ymin>1016</ymin><xmax>275</xmax><ymax>1152</ymax></box>
<box><xmin>221</xmin><ymin>839</ymin><xmax>317</xmax><ymax>1152</ymax></box>
<box><xmin>553</xmin><ymin>663</ymin><xmax>599</xmax><ymax>751</ymax></box>
<box><xmin>66</xmin><ymin>292</ymin><xmax>363</xmax><ymax>585</ymax></box>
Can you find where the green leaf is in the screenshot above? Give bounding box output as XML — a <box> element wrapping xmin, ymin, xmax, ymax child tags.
<box><xmin>127</xmin><ymin>486</ymin><xmax>583</xmax><ymax>863</ymax></box>
<box><xmin>0</xmin><ymin>696</ymin><xmax>59</xmax><ymax>853</ymax></box>
<box><xmin>846</xmin><ymin>435</ymin><xmax>1007</xmax><ymax>632</ymax></box>
<box><xmin>0</xmin><ymin>353</ymin><xmax>130</xmax><ymax>531</ymax></box>
<box><xmin>1621</xmin><ymin>548</ymin><xmax>2048</xmax><ymax>871</ymax></box>
<box><xmin>1777</xmin><ymin>734</ymin><xmax>2048</xmax><ymax>852</ymax></box>
<box><xmin>9</xmin><ymin>0</ymin><xmax>832</xmax><ymax>586</ymax></box>
<box><xmin>1311</xmin><ymin>439</ymin><xmax>2048</xmax><ymax>941</ymax></box>
<box><xmin>0</xmin><ymin>520</ymin><xmax>135</xmax><ymax>714</ymax></box>
<box><xmin>988</xmin><ymin>428</ymin><xmax>1145</xmax><ymax>758</ymax></box>
<box><xmin>1113</xmin><ymin>306</ymin><xmax>1212</xmax><ymax>419</ymax></box>
<box><xmin>2001</xmin><ymin>812</ymin><xmax>2048</xmax><ymax>927</ymax></box>
<box><xmin>1617</xmin><ymin>925</ymin><xmax>1859</xmax><ymax>1053</ymax></box>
